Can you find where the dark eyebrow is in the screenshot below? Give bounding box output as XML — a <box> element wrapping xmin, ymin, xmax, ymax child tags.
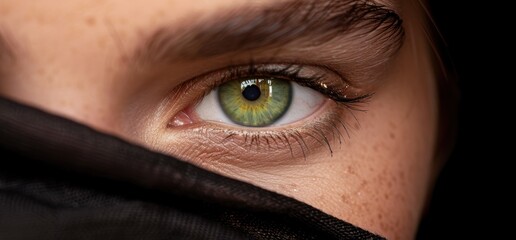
<box><xmin>135</xmin><ymin>0</ymin><xmax>404</xmax><ymax>64</ymax></box>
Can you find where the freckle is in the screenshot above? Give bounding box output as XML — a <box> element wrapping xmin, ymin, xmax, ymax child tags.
<box><xmin>389</xmin><ymin>121</ymin><xmax>397</xmax><ymax>129</ymax></box>
<box><xmin>399</xmin><ymin>194</ymin><xmax>407</xmax><ymax>203</ymax></box>
<box><xmin>119</xmin><ymin>55</ymin><xmax>129</xmax><ymax>63</ymax></box>
<box><xmin>85</xmin><ymin>17</ymin><xmax>96</xmax><ymax>26</ymax></box>
<box><xmin>389</xmin><ymin>132</ymin><xmax>395</xmax><ymax>139</ymax></box>
<box><xmin>361</xmin><ymin>180</ymin><xmax>368</xmax><ymax>188</ymax></box>
<box><xmin>346</xmin><ymin>166</ymin><xmax>356</xmax><ymax>175</ymax></box>
<box><xmin>384</xmin><ymin>193</ymin><xmax>390</xmax><ymax>200</ymax></box>
<box><xmin>372</xmin><ymin>144</ymin><xmax>379</xmax><ymax>152</ymax></box>
<box><xmin>399</xmin><ymin>171</ymin><xmax>405</xmax><ymax>180</ymax></box>
<box><xmin>378</xmin><ymin>213</ymin><xmax>383</xmax><ymax>220</ymax></box>
<box><xmin>36</xmin><ymin>67</ymin><xmax>46</xmax><ymax>75</ymax></box>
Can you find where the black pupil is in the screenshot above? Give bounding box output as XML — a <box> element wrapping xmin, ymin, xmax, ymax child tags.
<box><xmin>242</xmin><ymin>84</ymin><xmax>261</xmax><ymax>101</ymax></box>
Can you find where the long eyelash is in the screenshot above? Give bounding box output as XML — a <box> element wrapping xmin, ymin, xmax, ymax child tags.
<box><xmin>208</xmin><ymin>103</ymin><xmax>362</xmax><ymax>161</ymax></box>
<box><xmin>293</xmin><ymin>131</ymin><xmax>310</xmax><ymax>159</ymax></box>
<box><xmin>219</xmin><ymin>63</ymin><xmax>373</xmax><ymax>103</ymax></box>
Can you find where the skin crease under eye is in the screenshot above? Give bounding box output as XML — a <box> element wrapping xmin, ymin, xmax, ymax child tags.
<box><xmin>0</xmin><ymin>0</ymin><xmax>438</xmax><ymax>239</ymax></box>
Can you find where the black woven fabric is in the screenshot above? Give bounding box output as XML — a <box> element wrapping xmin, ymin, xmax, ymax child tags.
<box><xmin>0</xmin><ymin>97</ymin><xmax>384</xmax><ymax>240</ymax></box>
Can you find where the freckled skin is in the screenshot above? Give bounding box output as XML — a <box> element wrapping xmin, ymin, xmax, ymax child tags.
<box><xmin>0</xmin><ymin>0</ymin><xmax>438</xmax><ymax>239</ymax></box>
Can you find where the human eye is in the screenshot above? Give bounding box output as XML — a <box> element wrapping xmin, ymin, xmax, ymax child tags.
<box><xmin>196</xmin><ymin>64</ymin><xmax>343</xmax><ymax>127</ymax></box>
<box><xmin>158</xmin><ymin>62</ymin><xmax>371</xmax><ymax>167</ymax></box>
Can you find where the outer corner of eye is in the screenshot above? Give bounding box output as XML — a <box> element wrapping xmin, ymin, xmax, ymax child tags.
<box><xmin>195</xmin><ymin>77</ymin><xmax>326</xmax><ymax>128</ymax></box>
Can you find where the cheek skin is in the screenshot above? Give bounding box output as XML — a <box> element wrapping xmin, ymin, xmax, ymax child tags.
<box><xmin>306</xmin><ymin>25</ymin><xmax>436</xmax><ymax>240</ymax></box>
<box><xmin>333</xmin><ymin>43</ymin><xmax>437</xmax><ymax>239</ymax></box>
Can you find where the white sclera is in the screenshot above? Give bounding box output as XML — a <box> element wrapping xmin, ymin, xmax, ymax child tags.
<box><xmin>195</xmin><ymin>82</ymin><xmax>326</xmax><ymax>127</ymax></box>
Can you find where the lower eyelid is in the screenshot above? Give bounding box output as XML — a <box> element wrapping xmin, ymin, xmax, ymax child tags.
<box><xmin>157</xmin><ymin>101</ymin><xmax>353</xmax><ymax>168</ymax></box>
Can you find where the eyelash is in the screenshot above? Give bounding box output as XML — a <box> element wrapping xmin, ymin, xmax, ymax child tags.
<box><xmin>209</xmin><ymin>63</ymin><xmax>371</xmax><ymax>103</ymax></box>
<box><xmin>167</xmin><ymin>62</ymin><xmax>371</xmax><ymax>161</ymax></box>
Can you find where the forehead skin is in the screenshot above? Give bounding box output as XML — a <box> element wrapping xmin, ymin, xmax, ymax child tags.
<box><xmin>0</xmin><ymin>0</ymin><xmax>437</xmax><ymax>239</ymax></box>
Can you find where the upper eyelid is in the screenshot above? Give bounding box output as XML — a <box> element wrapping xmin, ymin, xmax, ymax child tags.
<box><xmin>176</xmin><ymin>62</ymin><xmax>370</xmax><ymax>111</ymax></box>
<box><xmin>186</xmin><ymin>63</ymin><xmax>325</xmax><ymax>89</ymax></box>
<box><xmin>227</xmin><ymin>64</ymin><xmax>373</xmax><ymax>103</ymax></box>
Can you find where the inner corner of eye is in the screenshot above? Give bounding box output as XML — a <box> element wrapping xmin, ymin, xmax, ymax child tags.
<box><xmin>192</xmin><ymin>78</ymin><xmax>327</xmax><ymax>128</ymax></box>
<box><xmin>169</xmin><ymin>107</ymin><xmax>197</xmax><ymax>127</ymax></box>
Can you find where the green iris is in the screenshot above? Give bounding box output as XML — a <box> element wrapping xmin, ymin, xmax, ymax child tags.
<box><xmin>218</xmin><ymin>78</ymin><xmax>292</xmax><ymax>127</ymax></box>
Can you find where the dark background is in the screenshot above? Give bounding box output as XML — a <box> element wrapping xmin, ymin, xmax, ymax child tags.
<box><xmin>417</xmin><ymin>1</ymin><xmax>512</xmax><ymax>239</ymax></box>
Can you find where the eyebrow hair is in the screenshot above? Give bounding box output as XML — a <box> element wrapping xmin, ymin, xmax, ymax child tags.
<box><xmin>135</xmin><ymin>0</ymin><xmax>404</xmax><ymax>65</ymax></box>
